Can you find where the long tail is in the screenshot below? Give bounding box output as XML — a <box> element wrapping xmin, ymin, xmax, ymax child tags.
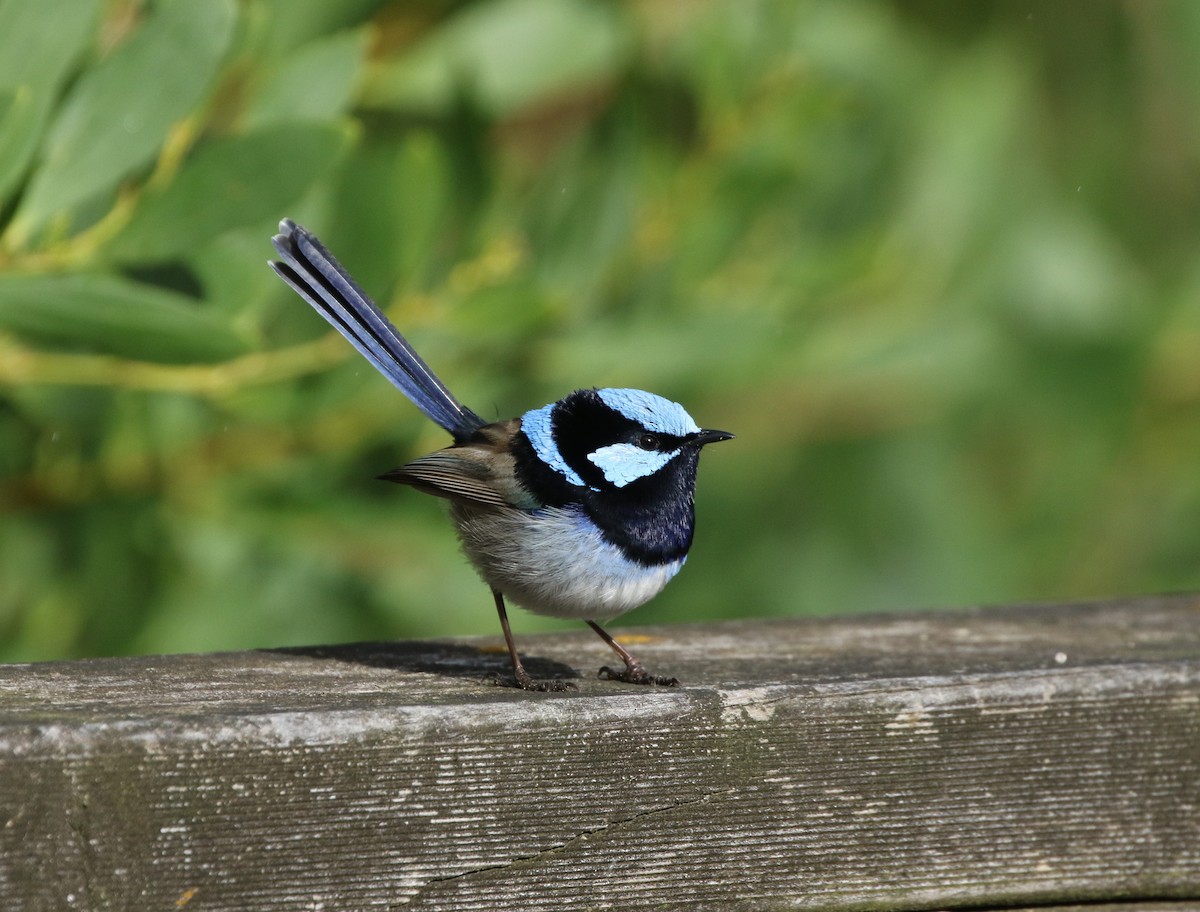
<box><xmin>270</xmin><ymin>219</ymin><xmax>485</xmax><ymax>441</ymax></box>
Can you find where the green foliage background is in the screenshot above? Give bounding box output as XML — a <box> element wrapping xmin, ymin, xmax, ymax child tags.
<box><xmin>2</xmin><ymin>0</ymin><xmax>1199</xmax><ymax>662</ymax></box>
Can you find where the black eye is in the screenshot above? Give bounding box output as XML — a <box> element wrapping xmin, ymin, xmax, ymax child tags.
<box><xmin>636</xmin><ymin>432</ymin><xmax>660</xmax><ymax>450</ymax></box>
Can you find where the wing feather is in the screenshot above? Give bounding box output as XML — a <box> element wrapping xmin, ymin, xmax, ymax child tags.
<box><xmin>383</xmin><ymin>451</ymin><xmax>511</xmax><ymax>507</ymax></box>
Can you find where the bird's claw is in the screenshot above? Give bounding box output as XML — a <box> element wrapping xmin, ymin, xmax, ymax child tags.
<box><xmin>598</xmin><ymin>664</ymin><xmax>680</xmax><ymax>687</ymax></box>
<box><xmin>487</xmin><ymin>671</ymin><xmax>577</xmax><ymax>692</ymax></box>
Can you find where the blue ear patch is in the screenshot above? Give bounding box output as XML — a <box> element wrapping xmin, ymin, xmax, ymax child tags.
<box><xmin>587</xmin><ymin>443</ymin><xmax>676</xmax><ymax>488</ymax></box>
<box><xmin>521</xmin><ymin>403</ymin><xmax>587</xmax><ymax>487</ymax></box>
<box><xmin>597</xmin><ymin>388</ymin><xmax>700</xmax><ymax>437</ymax></box>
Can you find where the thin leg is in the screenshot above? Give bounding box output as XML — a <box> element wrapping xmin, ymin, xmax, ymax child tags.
<box><xmin>587</xmin><ymin>620</ymin><xmax>679</xmax><ymax>687</ymax></box>
<box><xmin>492</xmin><ymin>589</ymin><xmax>575</xmax><ymax>692</ymax></box>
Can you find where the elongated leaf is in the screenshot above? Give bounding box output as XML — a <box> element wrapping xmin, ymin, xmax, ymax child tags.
<box><xmin>364</xmin><ymin>0</ymin><xmax>631</xmax><ymax>116</ymax></box>
<box><xmin>107</xmin><ymin>123</ymin><xmax>350</xmax><ymax>263</ymax></box>
<box><xmin>0</xmin><ymin>0</ymin><xmax>102</xmax><ymax>202</ymax></box>
<box><xmin>253</xmin><ymin>0</ymin><xmax>385</xmax><ymax>56</ymax></box>
<box><xmin>0</xmin><ymin>0</ymin><xmax>101</xmax><ymax>86</ymax></box>
<box><xmin>244</xmin><ymin>28</ymin><xmax>367</xmax><ymax>128</ymax></box>
<box><xmin>10</xmin><ymin>0</ymin><xmax>236</xmax><ymax>244</ymax></box>
<box><xmin>0</xmin><ymin>273</ymin><xmax>245</xmax><ymax>363</ymax></box>
<box><xmin>0</xmin><ymin>87</ymin><xmax>41</xmax><ymax>204</ymax></box>
<box><xmin>322</xmin><ymin>131</ymin><xmax>453</xmax><ymax>296</ymax></box>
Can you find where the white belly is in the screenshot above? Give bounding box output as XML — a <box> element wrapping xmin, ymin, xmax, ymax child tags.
<box><xmin>450</xmin><ymin>503</ymin><xmax>685</xmax><ymax>620</ymax></box>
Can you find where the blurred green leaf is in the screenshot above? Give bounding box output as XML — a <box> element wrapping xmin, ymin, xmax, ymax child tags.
<box><xmin>992</xmin><ymin>211</ymin><xmax>1146</xmax><ymax>343</ymax></box>
<box><xmin>188</xmin><ymin>225</ymin><xmax>293</xmax><ymax>319</ymax></box>
<box><xmin>244</xmin><ymin>28</ymin><xmax>368</xmax><ymax>128</ymax></box>
<box><xmin>889</xmin><ymin>40</ymin><xmax>1032</xmax><ymax>285</ymax></box>
<box><xmin>0</xmin><ymin>87</ymin><xmax>39</xmax><ymax>202</ymax></box>
<box><xmin>108</xmin><ymin>122</ymin><xmax>350</xmax><ymax>262</ymax></box>
<box><xmin>324</xmin><ymin>131</ymin><xmax>454</xmax><ymax>294</ymax></box>
<box><xmin>0</xmin><ymin>0</ymin><xmax>102</xmax><ymax>201</ymax></box>
<box><xmin>0</xmin><ymin>273</ymin><xmax>246</xmax><ymax>362</ymax></box>
<box><xmin>0</xmin><ymin>0</ymin><xmax>102</xmax><ymax>87</ymax></box>
<box><xmin>364</xmin><ymin>0</ymin><xmax>632</xmax><ymax>116</ymax></box>
<box><xmin>10</xmin><ymin>0</ymin><xmax>236</xmax><ymax>243</ymax></box>
<box><xmin>250</xmin><ymin>0</ymin><xmax>385</xmax><ymax>57</ymax></box>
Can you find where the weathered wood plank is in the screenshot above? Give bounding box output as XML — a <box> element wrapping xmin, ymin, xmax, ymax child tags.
<box><xmin>1</xmin><ymin>594</ymin><xmax>1198</xmax><ymax>911</ymax></box>
<box><xmin>997</xmin><ymin>906</ymin><xmax>1200</xmax><ymax>912</ymax></box>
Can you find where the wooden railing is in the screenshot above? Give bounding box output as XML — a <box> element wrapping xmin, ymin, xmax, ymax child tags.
<box><xmin>2</xmin><ymin>594</ymin><xmax>1198</xmax><ymax>910</ymax></box>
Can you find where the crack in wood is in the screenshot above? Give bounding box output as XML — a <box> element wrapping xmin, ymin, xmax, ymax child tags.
<box><xmin>405</xmin><ymin>786</ymin><xmax>740</xmax><ymax>905</ymax></box>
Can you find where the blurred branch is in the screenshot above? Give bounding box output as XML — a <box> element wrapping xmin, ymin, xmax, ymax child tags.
<box><xmin>1149</xmin><ymin>329</ymin><xmax>1200</xmax><ymax>405</ymax></box>
<box><xmin>1</xmin><ymin>372</ymin><xmax>408</xmax><ymax>512</ymax></box>
<box><xmin>0</xmin><ymin>330</ymin><xmax>351</xmax><ymax>396</ymax></box>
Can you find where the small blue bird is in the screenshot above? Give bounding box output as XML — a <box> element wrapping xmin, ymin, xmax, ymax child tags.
<box><xmin>270</xmin><ymin>220</ymin><xmax>731</xmax><ymax>690</ymax></box>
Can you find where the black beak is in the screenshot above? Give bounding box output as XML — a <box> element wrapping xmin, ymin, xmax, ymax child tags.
<box><xmin>693</xmin><ymin>428</ymin><xmax>734</xmax><ymax>447</ymax></box>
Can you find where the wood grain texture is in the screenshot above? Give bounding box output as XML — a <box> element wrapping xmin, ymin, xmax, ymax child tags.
<box><xmin>1</xmin><ymin>594</ymin><xmax>1198</xmax><ymax>911</ymax></box>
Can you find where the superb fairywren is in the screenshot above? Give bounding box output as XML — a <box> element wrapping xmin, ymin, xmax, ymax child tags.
<box><xmin>270</xmin><ymin>220</ymin><xmax>731</xmax><ymax>691</ymax></box>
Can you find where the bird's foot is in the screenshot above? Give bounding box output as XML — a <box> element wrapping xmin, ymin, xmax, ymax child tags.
<box><xmin>487</xmin><ymin>670</ymin><xmax>577</xmax><ymax>692</ymax></box>
<box><xmin>598</xmin><ymin>662</ymin><xmax>679</xmax><ymax>687</ymax></box>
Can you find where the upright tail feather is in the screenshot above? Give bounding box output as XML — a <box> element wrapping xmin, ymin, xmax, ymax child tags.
<box><xmin>270</xmin><ymin>219</ymin><xmax>485</xmax><ymax>441</ymax></box>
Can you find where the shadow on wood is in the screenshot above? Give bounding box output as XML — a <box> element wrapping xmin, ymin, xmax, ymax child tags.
<box><xmin>267</xmin><ymin>640</ymin><xmax>579</xmax><ymax>687</ymax></box>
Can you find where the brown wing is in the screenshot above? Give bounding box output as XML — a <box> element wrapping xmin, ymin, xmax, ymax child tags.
<box><xmin>378</xmin><ymin>419</ymin><xmax>535</xmax><ymax>509</ymax></box>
